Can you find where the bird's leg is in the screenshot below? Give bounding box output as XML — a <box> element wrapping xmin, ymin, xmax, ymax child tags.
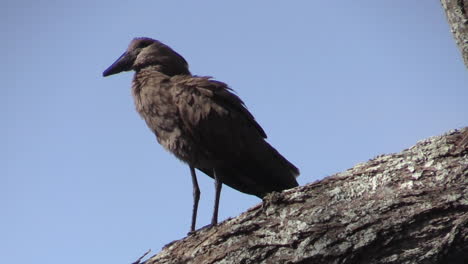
<box><xmin>211</xmin><ymin>168</ymin><xmax>222</xmax><ymax>226</ymax></box>
<box><xmin>189</xmin><ymin>166</ymin><xmax>200</xmax><ymax>233</ymax></box>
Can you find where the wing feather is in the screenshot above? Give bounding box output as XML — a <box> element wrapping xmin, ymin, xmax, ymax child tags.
<box><xmin>171</xmin><ymin>76</ymin><xmax>298</xmax><ymax>197</ymax></box>
<box><xmin>173</xmin><ymin>76</ymin><xmax>266</xmax><ymax>141</ymax></box>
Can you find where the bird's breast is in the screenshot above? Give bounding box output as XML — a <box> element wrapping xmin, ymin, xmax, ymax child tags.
<box><xmin>131</xmin><ymin>73</ymin><xmax>208</xmax><ymax>166</ymax></box>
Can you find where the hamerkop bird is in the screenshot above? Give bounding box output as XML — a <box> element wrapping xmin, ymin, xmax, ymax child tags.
<box><xmin>103</xmin><ymin>37</ymin><xmax>299</xmax><ymax>232</ymax></box>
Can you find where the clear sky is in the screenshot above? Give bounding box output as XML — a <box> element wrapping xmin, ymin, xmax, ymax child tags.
<box><xmin>3</xmin><ymin>1</ymin><xmax>467</xmax><ymax>263</ymax></box>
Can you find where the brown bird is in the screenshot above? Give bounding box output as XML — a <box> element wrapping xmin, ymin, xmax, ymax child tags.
<box><xmin>103</xmin><ymin>37</ymin><xmax>299</xmax><ymax>232</ymax></box>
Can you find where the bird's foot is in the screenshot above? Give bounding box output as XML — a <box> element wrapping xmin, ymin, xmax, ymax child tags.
<box><xmin>187</xmin><ymin>223</ymin><xmax>217</xmax><ymax>235</ymax></box>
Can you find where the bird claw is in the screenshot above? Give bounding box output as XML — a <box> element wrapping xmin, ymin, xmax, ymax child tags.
<box><xmin>187</xmin><ymin>223</ymin><xmax>216</xmax><ymax>235</ymax></box>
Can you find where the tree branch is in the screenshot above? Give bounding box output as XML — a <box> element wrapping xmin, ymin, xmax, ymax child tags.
<box><xmin>142</xmin><ymin>127</ymin><xmax>468</xmax><ymax>264</ymax></box>
<box><xmin>441</xmin><ymin>0</ymin><xmax>468</xmax><ymax>68</ymax></box>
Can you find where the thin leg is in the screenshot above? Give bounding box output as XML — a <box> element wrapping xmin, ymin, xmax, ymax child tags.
<box><xmin>211</xmin><ymin>168</ymin><xmax>222</xmax><ymax>226</ymax></box>
<box><xmin>189</xmin><ymin>166</ymin><xmax>200</xmax><ymax>233</ymax></box>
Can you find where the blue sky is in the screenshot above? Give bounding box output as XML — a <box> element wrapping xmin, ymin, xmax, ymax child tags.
<box><xmin>3</xmin><ymin>1</ymin><xmax>467</xmax><ymax>263</ymax></box>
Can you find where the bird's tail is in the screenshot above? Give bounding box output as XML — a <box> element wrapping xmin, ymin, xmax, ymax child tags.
<box><xmin>200</xmin><ymin>140</ymin><xmax>299</xmax><ymax>198</ymax></box>
<box><xmin>242</xmin><ymin>139</ymin><xmax>299</xmax><ymax>196</ymax></box>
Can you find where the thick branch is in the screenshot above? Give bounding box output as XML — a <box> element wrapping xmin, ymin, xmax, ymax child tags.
<box><xmin>142</xmin><ymin>127</ymin><xmax>468</xmax><ymax>264</ymax></box>
<box><xmin>441</xmin><ymin>0</ymin><xmax>468</xmax><ymax>68</ymax></box>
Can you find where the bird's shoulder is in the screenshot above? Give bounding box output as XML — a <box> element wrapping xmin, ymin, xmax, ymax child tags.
<box><xmin>171</xmin><ymin>75</ymin><xmax>225</xmax><ymax>97</ymax></box>
<box><xmin>170</xmin><ymin>75</ymin><xmax>267</xmax><ymax>138</ymax></box>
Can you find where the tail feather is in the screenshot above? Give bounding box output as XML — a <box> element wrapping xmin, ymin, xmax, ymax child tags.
<box><xmin>198</xmin><ymin>140</ymin><xmax>299</xmax><ymax>198</ymax></box>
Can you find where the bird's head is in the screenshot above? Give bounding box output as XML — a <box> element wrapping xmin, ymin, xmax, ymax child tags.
<box><xmin>103</xmin><ymin>37</ymin><xmax>190</xmax><ymax>77</ymax></box>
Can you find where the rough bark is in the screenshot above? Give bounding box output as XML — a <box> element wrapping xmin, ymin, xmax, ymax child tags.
<box><xmin>139</xmin><ymin>128</ymin><xmax>468</xmax><ymax>264</ymax></box>
<box><xmin>441</xmin><ymin>0</ymin><xmax>468</xmax><ymax>68</ymax></box>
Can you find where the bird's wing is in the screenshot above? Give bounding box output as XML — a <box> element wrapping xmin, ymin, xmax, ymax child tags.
<box><xmin>172</xmin><ymin>76</ymin><xmax>267</xmax><ymax>139</ymax></box>
<box><xmin>172</xmin><ymin>75</ymin><xmax>299</xmax><ymax>197</ymax></box>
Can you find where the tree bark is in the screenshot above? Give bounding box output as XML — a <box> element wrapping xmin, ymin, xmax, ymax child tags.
<box><xmin>140</xmin><ymin>128</ymin><xmax>468</xmax><ymax>264</ymax></box>
<box><xmin>441</xmin><ymin>0</ymin><xmax>468</xmax><ymax>68</ymax></box>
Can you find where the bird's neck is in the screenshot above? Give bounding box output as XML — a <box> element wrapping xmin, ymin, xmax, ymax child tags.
<box><xmin>132</xmin><ymin>68</ymin><xmax>167</xmax><ymax>93</ymax></box>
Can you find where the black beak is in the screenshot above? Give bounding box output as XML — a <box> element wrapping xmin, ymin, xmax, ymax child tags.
<box><xmin>102</xmin><ymin>52</ymin><xmax>133</xmax><ymax>77</ymax></box>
